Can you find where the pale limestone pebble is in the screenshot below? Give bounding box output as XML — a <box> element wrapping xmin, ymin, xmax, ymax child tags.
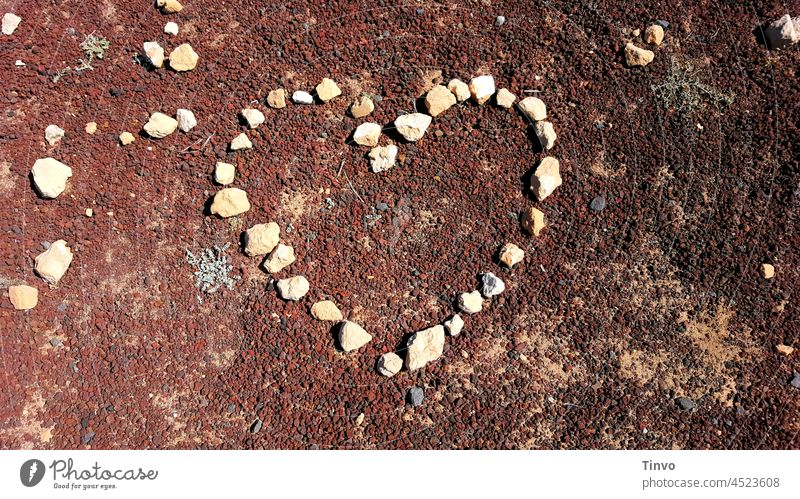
<box><xmin>119</xmin><ymin>132</ymin><xmax>135</xmax><ymax>145</ymax></box>
<box><xmin>244</xmin><ymin>222</ymin><xmax>280</xmax><ymax>256</ymax></box>
<box><xmin>521</xmin><ymin>207</ymin><xmax>546</xmax><ymax>236</ymax></box>
<box><xmin>458</xmin><ymin>290</ymin><xmax>483</xmax><ymax>314</ymax></box>
<box><xmin>292</xmin><ymin>90</ymin><xmax>314</xmax><ymax>105</ymax></box>
<box><xmin>267</xmin><ymin>88</ymin><xmax>287</xmax><ymax>109</ymax></box>
<box><xmin>310</xmin><ymin>300</ymin><xmax>343</xmax><ymax>321</ymax></box>
<box><xmin>405</xmin><ymin>325</ymin><xmax>445</xmax><ymax>371</ymax></box>
<box><xmin>350</xmin><ymin>95</ymin><xmax>374</xmax><ymax>118</ymax></box>
<box><xmin>394</xmin><ymin>113</ymin><xmax>432</xmax><ymax>142</ymax></box>
<box><xmin>468</xmin><ymin>75</ymin><xmax>495</xmax><ymax>105</ymax></box>
<box><xmin>776</xmin><ymin>344</ymin><xmax>794</xmax><ymax>356</ymax></box>
<box><xmin>766</xmin><ymin>14</ymin><xmax>800</xmax><ymax>49</ymax></box>
<box><xmin>338</xmin><ymin>321</ymin><xmax>372</xmax><ymax>352</ymax></box>
<box><xmin>315</xmin><ymin>78</ymin><xmax>342</xmax><ymax>102</ymax></box>
<box><xmin>644</xmin><ymin>24</ymin><xmax>665</xmax><ymax>46</ymax></box>
<box><xmin>143</xmin><ymin>112</ymin><xmax>178</xmax><ymax>138</ymax></box>
<box><xmin>175</xmin><ymin>109</ymin><xmax>197</xmax><ymax>132</ymax></box>
<box><xmin>143</xmin><ymin>41</ymin><xmax>164</xmax><ymax>68</ymax></box>
<box><xmin>624</xmin><ymin>43</ymin><xmax>654</xmax><ymax>67</ymax></box>
<box><xmin>531</xmin><ymin>156</ymin><xmax>562</xmax><ymax>201</ymax></box>
<box><xmin>85</xmin><ymin>208</ymin><xmax>93</xmax><ymax>217</ymax></box>
<box><xmin>762</xmin><ymin>263</ymin><xmax>775</xmax><ymax>279</ymax></box>
<box><xmin>276</xmin><ymin>275</ymin><xmax>309</xmax><ymax>301</ymax></box>
<box><xmin>534</xmin><ymin>121</ymin><xmax>557</xmax><ymax>150</ymax></box>
<box><xmin>156</xmin><ymin>0</ymin><xmax>183</xmax><ymax>14</ymax></box>
<box><xmin>368</xmin><ymin>144</ymin><xmax>398</xmax><ymax>173</ymax></box>
<box><xmin>85</xmin><ymin>122</ymin><xmax>97</xmax><ymax>134</ymax></box>
<box><xmin>164</xmin><ymin>21</ymin><xmax>179</xmax><ymax>35</ymax></box>
<box><xmin>443</xmin><ymin>314</ymin><xmax>464</xmax><ymax>336</ymax></box>
<box><xmin>31</xmin><ymin>158</ymin><xmax>72</xmax><ymax>199</ymax></box>
<box><xmin>8</xmin><ymin>285</ymin><xmax>38</xmax><ymax>310</ymax></box>
<box><xmin>353</xmin><ymin>122</ymin><xmax>382</xmax><ymax>147</ymax></box>
<box><xmin>168</xmin><ymin>43</ymin><xmax>198</xmax><ymax>71</ymax></box>
<box><xmin>447</xmin><ymin>78</ymin><xmax>470</xmax><ymax>102</ymax></box>
<box><xmin>518</xmin><ymin>96</ymin><xmax>547</xmax><ymax>121</ymax></box>
<box><xmin>35</xmin><ymin>240</ymin><xmax>73</xmax><ymax>285</ymax></box>
<box><xmin>230</xmin><ymin>133</ymin><xmax>252</xmax><ymax>151</ymax></box>
<box><xmin>240</xmin><ymin>108</ymin><xmax>265</xmax><ymax>129</ymax></box>
<box><xmin>355</xmin><ymin>413</ymin><xmax>365</xmax><ymax>426</ymax></box>
<box><xmin>495</xmin><ymin>88</ymin><xmax>516</xmax><ymax>109</ymax></box>
<box><xmin>2</xmin><ymin>13</ymin><xmax>21</xmax><ymax>35</ymax></box>
<box><xmin>263</xmin><ymin>244</ymin><xmax>296</xmax><ymax>273</ymax></box>
<box><xmin>214</xmin><ymin>161</ymin><xmax>235</xmax><ymax>185</ymax></box>
<box><xmin>210</xmin><ymin>188</ymin><xmax>250</xmax><ymax>218</ymax></box>
<box><xmin>376</xmin><ymin>352</ymin><xmax>402</xmax><ymax>377</ymax></box>
<box><xmin>44</xmin><ymin>125</ymin><xmax>65</xmax><ymax>146</ymax></box>
<box><xmin>424</xmin><ymin>85</ymin><xmax>456</xmax><ymax>117</ymax></box>
<box><xmin>498</xmin><ymin>242</ymin><xmax>525</xmax><ymax>268</ymax></box>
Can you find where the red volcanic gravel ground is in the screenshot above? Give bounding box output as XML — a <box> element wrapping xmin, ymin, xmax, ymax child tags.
<box><xmin>1</xmin><ymin>0</ymin><xmax>798</xmax><ymax>449</ymax></box>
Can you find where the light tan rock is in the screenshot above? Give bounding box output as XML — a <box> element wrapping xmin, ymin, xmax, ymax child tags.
<box><xmin>143</xmin><ymin>41</ymin><xmax>164</xmax><ymax>68</ymax></box>
<box><xmin>244</xmin><ymin>223</ymin><xmax>280</xmax><ymax>256</ymax></box>
<box><xmin>176</xmin><ymin>109</ymin><xmax>197</xmax><ymax>132</ymax></box>
<box><xmin>624</xmin><ymin>43</ymin><xmax>654</xmax><ymax>67</ymax></box>
<box><xmin>776</xmin><ymin>344</ymin><xmax>794</xmax><ymax>356</ymax></box>
<box><xmin>518</xmin><ymin>97</ymin><xmax>547</xmax><ymax>121</ymax></box>
<box><xmin>45</xmin><ymin>124</ymin><xmax>64</xmax><ymax>146</ymax></box>
<box><xmin>469</xmin><ymin>75</ymin><xmax>495</xmax><ymax>105</ymax></box>
<box><xmin>311</xmin><ymin>300</ymin><xmax>343</xmax><ymax>321</ymax></box>
<box><xmin>535</xmin><ymin>121</ymin><xmax>557</xmax><ymax>150</ymax></box>
<box><xmin>376</xmin><ymin>352</ymin><xmax>402</xmax><ymax>377</ymax></box>
<box><xmin>368</xmin><ymin>144</ymin><xmax>398</xmax><ymax>173</ymax></box>
<box><xmin>143</xmin><ymin>112</ymin><xmax>178</xmax><ymax>138</ymax></box>
<box><xmin>230</xmin><ymin>133</ymin><xmax>252</xmax><ymax>150</ymax></box>
<box><xmin>353</xmin><ymin>122</ymin><xmax>382</xmax><ymax>147</ymax></box>
<box><xmin>119</xmin><ymin>132</ymin><xmax>135</xmax><ymax>145</ymax></box>
<box><xmin>213</xmin><ymin>162</ymin><xmax>235</xmax><ymax>185</ymax></box>
<box><xmin>157</xmin><ymin>0</ymin><xmax>183</xmax><ymax>14</ymax></box>
<box><xmin>2</xmin><ymin>13</ymin><xmax>21</xmax><ymax>35</ymax></box>
<box><xmin>498</xmin><ymin>243</ymin><xmax>525</xmax><ymax>268</ymax></box>
<box><xmin>766</xmin><ymin>14</ymin><xmax>800</xmax><ymax>50</ymax></box>
<box><xmin>424</xmin><ymin>85</ymin><xmax>456</xmax><ymax>117</ymax></box>
<box><xmin>350</xmin><ymin>95</ymin><xmax>374</xmax><ymax>118</ymax></box>
<box><xmin>276</xmin><ymin>276</ymin><xmax>309</xmax><ymax>301</ymax></box>
<box><xmin>8</xmin><ymin>285</ymin><xmax>38</xmax><ymax>310</ymax></box>
<box><xmin>447</xmin><ymin>79</ymin><xmax>470</xmax><ymax>102</ymax></box>
<box><xmin>85</xmin><ymin>122</ymin><xmax>97</xmax><ymax>134</ymax></box>
<box><xmin>338</xmin><ymin>321</ymin><xmax>372</xmax><ymax>352</ymax></box>
<box><xmin>521</xmin><ymin>207</ymin><xmax>546</xmax><ymax>236</ymax></box>
<box><xmin>531</xmin><ymin>157</ymin><xmax>562</xmax><ymax>201</ymax></box>
<box><xmin>267</xmin><ymin>88</ymin><xmax>287</xmax><ymax>109</ymax></box>
<box><xmin>644</xmin><ymin>24</ymin><xmax>664</xmax><ymax>46</ymax></box>
<box><xmin>168</xmin><ymin>43</ymin><xmax>198</xmax><ymax>71</ymax></box>
<box><xmin>315</xmin><ymin>78</ymin><xmax>341</xmax><ymax>102</ymax></box>
<box><xmin>443</xmin><ymin>314</ymin><xmax>464</xmax><ymax>336</ymax></box>
<box><xmin>458</xmin><ymin>290</ymin><xmax>483</xmax><ymax>314</ymax></box>
<box><xmin>164</xmin><ymin>21</ymin><xmax>179</xmax><ymax>35</ymax></box>
<box><xmin>495</xmin><ymin>88</ymin><xmax>516</xmax><ymax>108</ymax></box>
<box><xmin>240</xmin><ymin>108</ymin><xmax>265</xmax><ymax>129</ymax></box>
<box><xmin>263</xmin><ymin>244</ymin><xmax>296</xmax><ymax>273</ymax></box>
<box><xmin>394</xmin><ymin>113</ymin><xmax>432</xmax><ymax>142</ymax></box>
<box><xmin>762</xmin><ymin>263</ymin><xmax>775</xmax><ymax>279</ymax></box>
<box><xmin>35</xmin><ymin>240</ymin><xmax>73</xmax><ymax>285</ymax></box>
<box><xmin>210</xmin><ymin>188</ymin><xmax>250</xmax><ymax>218</ymax></box>
<box><xmin>31</xmin><ymin>158</ymin><xmax>72</xmax><ymax>199</ymax></box>
<box><xmin>406</xmin><ymin>325</ymin><xmax>445</xmax><ymax>371</ymax></box>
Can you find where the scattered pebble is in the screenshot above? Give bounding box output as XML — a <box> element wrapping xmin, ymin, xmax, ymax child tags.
<box><xmin>443</xmin><ymin>314</ymin><xmax>464</xmax><ymax>336</ymax></box>
<box><xmin>376</xmin><ymin>352</ymin><xmax>402</xmax><ymax>377</ymax></box>
<box><xmin>244</xmin><ymin>222</ymin><xmax>280</xmax><ymax>256</ymax></box>
<box><xmin>119</xmin><ymin>132</ymin><xmax>135</xmax><ymax>145</ymax></box>
<box><xmin>791</xmin><ymin>372</ymin><xmax>800</xmax><ymax>389</ymax></box>
<box><xmin>267</xmin><ymin>88</ymin><xmax>287</xmax><ymax>109</ymax></box>
<box><xmin>85</xmin><ymin>122</ymin><xmax>97</xmax><ymax>134</ymax></box>
<box><xmin>495</xmin><ymin>16</ymin><xmax>506</xmax><ymax>27</ymax></box>
<box><xmin>518</xmin><ymin>97</ymin><xmax>547</xmax><ymax>121</ymax></box>
<box><xmin>531</xmin><ymin>156</ymin><xmax>562</xmax><ymax>201</ymax></box>
<box><xmin>209</xmin><ymin>188</ymin><xmax>250</xmax><ymax>218</ymax></box>
<box><xmin>624</xmin><ymin>43</ymin><xmax>655</xmax><ymax>67</ymax></box>
<box><xmin>292</xmin><ymin>90</ymin><xmax>314</xmax><ymax>105</ymax></box>
<box><xmin>424</xmin><ymin>85</ymin><xmax>457</xmax><ymax>117</ymax></box>
<box><xmin>315</xmin><ymin>78</ymin><xmax>342</xmax><ymax>102</ymax></box>
<box><xmin>405</xmin><ymin>325</ymin><xmax>445</xmax><ymax>371</ymax></box>
<box><xmin>176</xmin><ymin>109</ymin><xmax>197</xmax><ymax>132</ymax></box>
<box><xmin>534</xmin><ymin>121</ymin><xmax>557</xmax><ymax>150</ymax></box>
<box><xmin>458</xmin><ymin>290</ymin><xmax>483</xmax><ymax>314</ymax></box>
<box><xmin>394</xmin><ymin>113</ymin><xmax>432</xmax><ymax>142</ymax></box>
<box><xmin>156</xmin><ymin>0</ymin><xmax>183</xmax><ymax>15</ymax></box>
<box><xmin>143</xmin><ymin>112</ymin><xmax>178</xmax><ymax>138</ymax></box>
<box><xmin>168</xmin><ymin>43</ymin><xmax>198</xmax><ymax>71</ymax></box>
<box><xmin>164</xmin><ymin>21</ymin><xmax>179</xmax><ymax>35</ymax></box>
<box><xmin>44</xmin><ymin>124</ymin><xmax>65</xmax><ymax>146</ymax></box>
<box><xmin>656</xmin><ymin>19</ymin><xmax>669</xmax><ymax>29</ymax></box>
<box><xmin>240</xmin><ymin>108</ymin><xmax>265</xmax><ymax>129</ymax></box>
<box><xmin>355</xmin><ymin>413</ymin><xmax>365</xmax><ymax>426</ymax></box>
<box><xmin>85</xmin><ymin>208</ymin><xmax>93</xmax><ymax>217</ymax></box>
<box><xmin>15</xmin><ymin>59</ymin><xmax>24</xmax><ymax>66</ymax></box>
<box><xmin>311</xmin><ymin>300</ymin><xmax>343</xmax><ymax>321</ymax></box>
<box><xmin>776</xmin><ymin>344</ymin><xmax>794</xmax><ymax>356</ymax></box>
<box><xmin>761</xmin><ymin>263</ymin><xmax>775</xmax><ymax>279</ymax></box>
<box><xmin>447</xmin><ymin>78</ymin><xmax>471</xmax><ymax>102</ymax></box>
<box><xmin>521</xmin><ymin>207</ymin><xmax>546</xmax><ymax>236</ymax></box>
<box><xmin>368</xmin><ymin>144</ymin><xmax>398</xmax><ymax>173</ymax></box>
<box><xmin>35</xmin><ymin>240</ymin><xmax>73</xmax><ymax>285</ymax></box>
<box><xmin>350</xmin><ymin>95</ymin><xmax>374</xmax><ymax>118</ymax></box>
<box><xmin>143</xmin><ymin>41</ymin><xmax>165</xmax><ymax>68</ymax></box>
<box><xmin>250</xmin><ymin>419</ymin><xmax>263</xmax><ymax>434</ymax></box>
<box><xmin>644</xmin><ymin>24</ymin><xmax>665</xmax><ymax>46</ymax></box>
<box><xmin>353</xmin><ymin>122</ymin><xmax>382</xmax><ymax>147</ymax></box>
<box><xmin>31</xmin><ymin>157</ymin><xmax>72</xmax><ymax>199</ymax></box>
<box><xmin>407</xmin><ymin>387</ymin><xmax>424</xmax><ymax>407</ymax></box>
<box><xmin>276</xmin><ymin>276</ymin><xmax>310</xmax><ymax>301</ymax></box>
<box><xmin>214</xmin><ymin>161</ymin><xmax>235</xmax><ymax>185</ymax></box>
<box><xmin>468</xmin><ymin>75</ymin><xmax>496</xmax><ymax>105</ymax></box>
<box><xmin>480</xmin><ymin>272</ymin><xmax>506</xmax><ymax>298</ymax></box>
<box><xmin>676</xmin><ymin>396</ymin><xmax>697</xmax><ymax>411</ymax></box>
<box><xmin>499</xmin><ymin>242</ymin><xmax>525</xmax><ymax>268</ymax></box>
<box><xmin>495</xmin><ymin>88</ymin><xmax>516</xmax><ymax>108</ymax></box>
<box><xmin>2</xmin><ymin>12</ymin><xmax>21</xmax><ymax>35</ymax></box>
<box><xmin>262</xmin><ymin>244</ymin><xmax>296</xmax><ymax>273</ymax></box>
<box><xmin>766</xmin><ymin>14</ymin><xmax>800</xmax><ymax>49</ymax></box>
<box><xmin>230</xmin><ymin>133</ymin><xmax>252</xmax><ymax>151</ymax></box>
<box><xmin>8</xmin><ymin>285</ymin><xmax>38</xmax><ymax>310</ymax></box>
<box><xmin>632</xmin><ymin>28</ymin><xmax>641</xmax><ymax>37</ymax></box>
<box><xmin>338</xmin><ymin>321</ymin><xmax>372</xmax><ymax>352</ymax></box>
<box><xmin>590</xmin><ymin>196</ymin><xmax>606</xmax><ymax>212</ymax></box>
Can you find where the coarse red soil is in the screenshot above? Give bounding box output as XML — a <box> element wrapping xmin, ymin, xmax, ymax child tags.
<box><xmin>1</xmin><ymin>0</ymin><xmax>798</xmax><ymax>449</ymax></box>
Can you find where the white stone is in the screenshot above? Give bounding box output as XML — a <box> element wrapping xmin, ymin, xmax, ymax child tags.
<box><xmin>766</xmin><ymin>14</ymin><xmax>800</xmax><ymax>49</ymax></box>
<box><xmin>406</xmin><ymin>325</ymin><xmax>445</xmax><ymax>371</ymax></box>
<box><xmin>164</xmin><ymin>22</ymin><xmax>179</xmax><ymax>35</ymax></box>
<box><xmin>35</xmin><ymin>240</ymin><xmax>73</xmax><ymax>285</ymax></box>
<box><xmin>469</xmin><ymin>75</ymin><xmax>495</xmax><ymax>105</ymax></box>
<box><xmin>210</xmin><ymin>188</ymin><xmax>250</xmax><ymax>218</ymax></box>
<box><xmin>44</xmin><ymin>125</ymin><xmax>64</xmax><ymax>146</ymax></box>
<box><xmin>276</xmin><ymin>276</ymin><xmax>309</xmax><ymax>301</ymax></box>
<box><xmin>2</xmin><ymin>13</ymin><xmax>21</xmax><ymax>35</ymax></box>
<box><xmin>498</xmin><ymin>243</ymin><xmax>525</xmax><ymax>268</ymax></box>
<box><xmin>518</xmin><ymin>97</ymin><xmax>547</xmax><ymax>121</ymax></box>
<box><xmin>376</xmin><ymin>352</ymin><xmax>402</xmax><ymax>377</ymax></box>
<box><xmin>143</xmin><ymin>41</ymin><xmax>164</xmax><ymax>68</ymax></box>
<box><xmin>214</xmin><ymin>161</ymin><xmax>235</xmax><ymax>185</ymax></box>
<box><xmin>230</xmin><ymin>133</ymin><xmax>252</xmax><ymax>150</ymax></box>
<box><xmin>338</xmin><ymin>321</ymin><xmax>372</xmax><ymax>352</ymax></box>
<box><xmin>394</xmin><ymin>113</ymin><xmax>432</xmax><ymax>142</ymax></box>
<box><xmin>263</xmin><ymin>244</ymin><xmax>296</xmax><ymax>273</ymax></box>
<box><xmin>315</xmin><ymin>78</ymin><xmax>341</xmax><ymax>102</ymax></box>
<box><xmin>168</xmin><ymin>43</ymin><xmax>198</xmax><ymax>71</ymax></box>
<box><xmin>353</xmin><ymin>122</ymin><xmax>382</xmax><ymax>147</ymax></box>
<box><xmin>240</xmin><ymin>108</ymin><xmax>265</xmax><ymax>129</ymax></box>
<box><xmin>85</xmin><ymin>122</ymin><xmax>97</xmax><ymax>134</ymax></box>
<box><xmin>8</xmin><ymin>285</ymin><xmax>38</xmax><ymax>310</ymax></box>
<box><xmin>31</xmin><ymin>158</ymin><xmax>72</xmax><ymax>199</ymax></box>
<box><xmin>244</xmin><ymin>222</ymin><xmax>280</xmax><ymax>256</ymax></box>
<box><xmin>447</xmin><ymin>79</ymin><xmax>470</xmax><ymax>102</ymax></box>
<box><xmin>292</xmin><ymin>91</ymin><xmax>314</xmax><ymax>104</ymax></box>
<box><xmin>458</xmin><ymin>290</ymin><xmax>483</xmax><ymax>314</ymax></box>
<box><xmin>480</xmin><ymin>272</ymin><xmax>505</xmax><ymax>298</ymax></box>
<box><xmin>119</xmin><ymin>132</ymin><xmax>135</xmax><ymax>145</ymax></box>
<box><xmin>535</xmin><ymin>121</ymin><xmax>557</xmax><ymax>150</ymax></box>
<box><xmin>444</xmin><ymin>314</ymin><xmax>464</xmax><ymax>336</ymax></box>
<box><xmin>175</xmin><ymin>109</ymin><xmax>197</xmax><ymax>132</ymax></box>
<box><xmin>368</xmin><ymin>144</ymin><xmax>398</xmax><ymax>173</ymax></box>
<box><xmin>143</xmin><ymin>112</ymin><xmax>178</xmax><ymax>138</ymax></box>
<box><xmin>495</xmin><ymin>88</ymin><xmax>516</xmax><ymax>108</ymax></box>
<box><xmin>311</xmin><ymin>300</ymin><xmax>343</xmax><ymax>321</ymax></box>
<box><xmin>531</xmin><ymin>156</ymin><xmax>562</xmax><ymax>201</ymax></box>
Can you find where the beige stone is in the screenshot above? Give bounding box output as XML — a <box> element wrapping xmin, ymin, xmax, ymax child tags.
<box><xmin>35</xmin><ymin>240</ymin><xmax>73</xmax><ymax>285</ymax></box>
<box><xmin>624</xmin><ymin>43</ymin><xmax>654</xmax><ymax>67</ymax></box>
<box><xmin>158</xmin><ymin>0</ymin><xmax>183</xmax><ymax>14</ymax></box>
<box><xmin>458</xmin><ymin>290</ymin><xmax>483</xmax><ymax>314</ymax></box>
<box><xmin>447</xmin><ymin>79</ymin><xmax>470</xmax><ymax>102</ymax></box>
<box><xmin>263</xmin><ymin>244</ymin><xmax>296</xmax><ymax>273</ymax></box>
<box><xmin>230</xmin><ymin>133</ymin><xmax>252</xmax><ymax>150</ymax></box>
<box><xmin>44</xmin><ymin>124</ymin><xmax>64</xmax><ymax>146</ymax></box>
<box><xmin>311</xmin><ymin>300</ymin><xmax>343</xmax><ymax>321</ymax></box>
<box><xmin>499</xmin><ymin>243</ymin><xmax>525</xmax><ymax>268</ymax></box>
<box><xmin>376</xmin><ymin>352</ymin><xmax>402</xmax><ymax>377</ymax></box>
<box><xmin>143</xmin><ymin>112</ymin><xmax>178</xmax><ymax>138</ymax></box>
<box><xmin>8</xmin><ymin>285</ymin><xmax>38</xmax><ymax>310</ymax></box>
<box><xmin>518</xmin><ymin>97</ymin><xmax>547</xmax><ymax>121</ymax></box>
<box><xmin>240</xmin><ymin>108</ymin><xmax>265</xmax><ymax>129</ymax></box>
<box><xmin>143</xmin><ymin>41</ymin><xmax>164</xmax><ymax>68</ymax></box>
<box><xmin>776</xmin><ymin>344</ymin><xmax>794</xmax><ymax>356</ymax></box>
<box><xmin>244</xmin><ymin>222</ymin><xmax>280</xmax><ymax>256</ymax></box>
<box><xmin>350</xmin><ymin>95</ymin><xmax>374</xmax><ymax>118</ymax></box>
<box><xmin>368</xmin><ymin>144</ymin><xmax>398</xmax><ymax>173</ymax></box>
<box><xmin>495</xmin><ymin>88</ymin><xmax>516</xmax><ymax>108</ymax></box>
<box><xmin>469</xmin><ymin>75</ymin><xmax>495</xmax><ymax>105</ymax></box>
<box><xmin>535</xmin><ymin>121</ymin><xmax>557</xmax><ymax>150</ymax></box>
<box><xmin>353</xmin><ymin>122</ymin><xmax>382</xmax><ymax>147</ymax></box>
<box><xmin>85</xmin><ymin>122</ymin><xmax>97</xmax><ymax>134</ymax></box>
<box><xmin>31</xmin><ymin>158</ymin><xmax>72</xmax><ymax>199</ymax></box>
<box><xmin>424</xmin><ymin>85</ymin><xmax>456</xmax><ymax>117</ymax></box>
<box><xmin>644</xmin><ymin>24</ymin><xmax>664</xmax><ymax>46</ymax></box>
<box><xmin>267</xmin><ymin>88</ymin><xmax>287</xmax><ymax>109</ymax></box>
<box><xmin>531</xmin><ymin>156</ymin><xmax>562</xmax><ymax>201</ymax></box>
<box><xmin>521</xmin><ymin>207</ymin><xmax>546</xmax><ymax>236</ymax></box>
<box><xmin>394</xmin><ymin>113</ymin><xmax>432</xmax><ymax>142</ymax></box>
<box><xmin>119</xmin><ymin>132</ymin><xmax>135</xmax><ymax>145</ymax></box>
<box><xmin>406</xmin><ymin>325</ymin><xmax>445</xmax><ymax>371</ymax></box>
<box><xmin>338</xmin><ymin>321</ymin><xmax>372</xmax><ymax>352</ymax></box>
<box><xmin>762</xmin><ymin>263</ymin><xmax>775</xmax><ymax>279</ymax></box>
<box><xmin>168</xmin><ymin>43</ymin><xmax>198</xmax><ymax>71</ymax></box>
<box><xmin>276</xmin><ymin>276</ymin><xmax>309</xmax><ymax>301</ymax></box>
<box><xmin>210</xmin><ymin>188</ymin><xmax>250</xmax><ymax>218</ymax></box>
<box><xmin>315</xmin><ymin>78</ymin><xmax>341</xmax><ymax>102</ymax></box>
<box><xmin>444</xmin><ymin>314</ymin><xmax>464</xmax><ymax>336</ymax></box>
<box><xmin>766</xmin><ymin>14</ymin><xmax>800</xmax><ymax>50</ymax></box>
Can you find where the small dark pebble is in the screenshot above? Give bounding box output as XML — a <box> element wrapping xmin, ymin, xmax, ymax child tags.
<box><xmin>250</xmin><ymin>418</ymin><xmax>263</xmax><ymax>433</ymax></box>
<box><xmin>49</xmin><ymin>338</ymin><xmax>62</xmax><ymax>347</ymax></box>
<box><xmin>376</xmin><ymin>202</ymin><xmax>389</xmax><ymax>211</ymax></box>
<box><xmin>407</xmin><ymin>387</ymin><xmax>424</xmax><ymax>407</ymax></box>
<box><xmin>590</xmin><ymin>196</ymin><xmax>607</xmax><ymax>212</ymax></box>
<box><xmin>110</xmin><ymin>88</ymin><xmax>123</xmax><ymax>97</ymax></box>
<box><xmin>82</xmin><ymin>432</ymin><xmax>95</xmax><ymax>444</ymax></box>
<box><xmin>57</xmin><ymin>302</ymin><xmax>68</xmax><ymax>312</ymax></box>
<box><xmin>676</xmin><ymin>397</ymin><xmax>697</xmax><ymax>411</ymax></box>
<box><xmin>656</xmin><ymin>20</ymin><xmax>669</xmax><ymax>28</ymax></box>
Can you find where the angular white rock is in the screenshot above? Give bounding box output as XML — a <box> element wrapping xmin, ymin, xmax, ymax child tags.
<box><xmin>766</xmin><ymin>14</ymin><xmax>800</xmax><ymax>49</ymax></box>
<box><xmin>535</xmin><ymin>121</ymin><xmax>557</xmax><ymax>150</ymax></box>
<box><xmin>175</xmin><ymin>108</ymin><xmax>197</xmax><ymax>132</ymax></box>
<box><xmin>292</xmin><ymin>90</ymin><xmax>314</xmax><ymax>104</ymax></box>
<box><xmin>35</xmin><ymin>240</ymin><xmax>73</xmax><ymax>285</ymax></box>
<box><xmin>406</xmin><ymin>325</ymin><xmax>445</xmax><ymax>371</ymax></box>
<box><xmin>469</xmin><ymin>75</ymin><xmax>495</xmax><ymax>105</ymax></box>
<box><xmin>276</xmin><ymin>275</ymin><xmax>309</xmax><ymax>301</ymax></box>
<box><xmin>44</xmin><ymin>124</ymin><xmax>65</xmax><ymax>146</ymax></box>
<box><xmin>2</xmin><ymin>13</ymin><xmax>21</xmax><ymax>35</ymax></box>
<box><xmin>368</xmin><ymin>144</ymin><xmax>398</xmax><ymax>173</ymax></box>
<box><xmin>230</xmin><ymin>133</ymin><xmax>252</xmax><ymax>150</ymax></box>
<box><xmin>240</xmin><ymin>108</ymin><xmax>265</xmax><ymax>129</ymax></box>
<box><xmin>394</xmin><ymin>113</ymin><xmax>432</xmax><ymax>142</ymax></box>
<box><xmin>143</xmin><ymin>112</ymin><xmax>178</xmax><ymax>138</ymax></box>
<box><xmin>338</xmin><ymin>321</ymin><xmax>372</xmax><ymax>352</ymax></box>
<box><xmin>164</xmin><ymin>21</ymin><xmax>179</xmax><ymax>35</ymax></box>
<box><xmin>458</xmin><ymin>290</ymin><xmax>483</xmax><ymax>314</ymax></box>
<box><xmin>143</xmin><ymin>41</ymin><xmax>164</xmax><ymax>68</ymax></box>
<box><xmin>353</xmin><ymin>122</ymin><xmax>382</xmax><ymax>147</ymax></box>
<box><xmin>518</xmin><ymin>97</ymin><xmax>547</xmax><ymax>121</ymax></box>
<box><xmin>31</xmin><ymin>158</ymin><xmax>72</xmax><ymax>198</ymax></box>
<box><xmin>263</xmin><ymin>244</ymin><xmax>296</xmax><ymax>273</ymax></box>
<box><xmin>214</xmin><ymin>161</ymin><xmax>235</xmax><ymax>185</ymax></box>
<box><xmin>447</xmin><ymin>78</ymin><xmax>470</xmax><ymax>102</ymax></box>
<box><xmin>531</xmin><ymin>156</ymin><xmax>562</xmax><ymax>201</ymax></box>
<box><xmin>495</xmin><ymin>88</ymin><xmax>516</xmax><ymax>108</ymax></box>
<box><xmin>480</xmin><ymin>272</ymin><xmax>505</xmax><ymax>298</ymax></box>
<box><xmin>444</xmin><ymin>314</ymin><xmax>464</xmax><ymax>336</ymax></box>
<box><xmin>376</xmin><ymin>352</ymin><xmax>402</xmax><ymax>377</ymax></box>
